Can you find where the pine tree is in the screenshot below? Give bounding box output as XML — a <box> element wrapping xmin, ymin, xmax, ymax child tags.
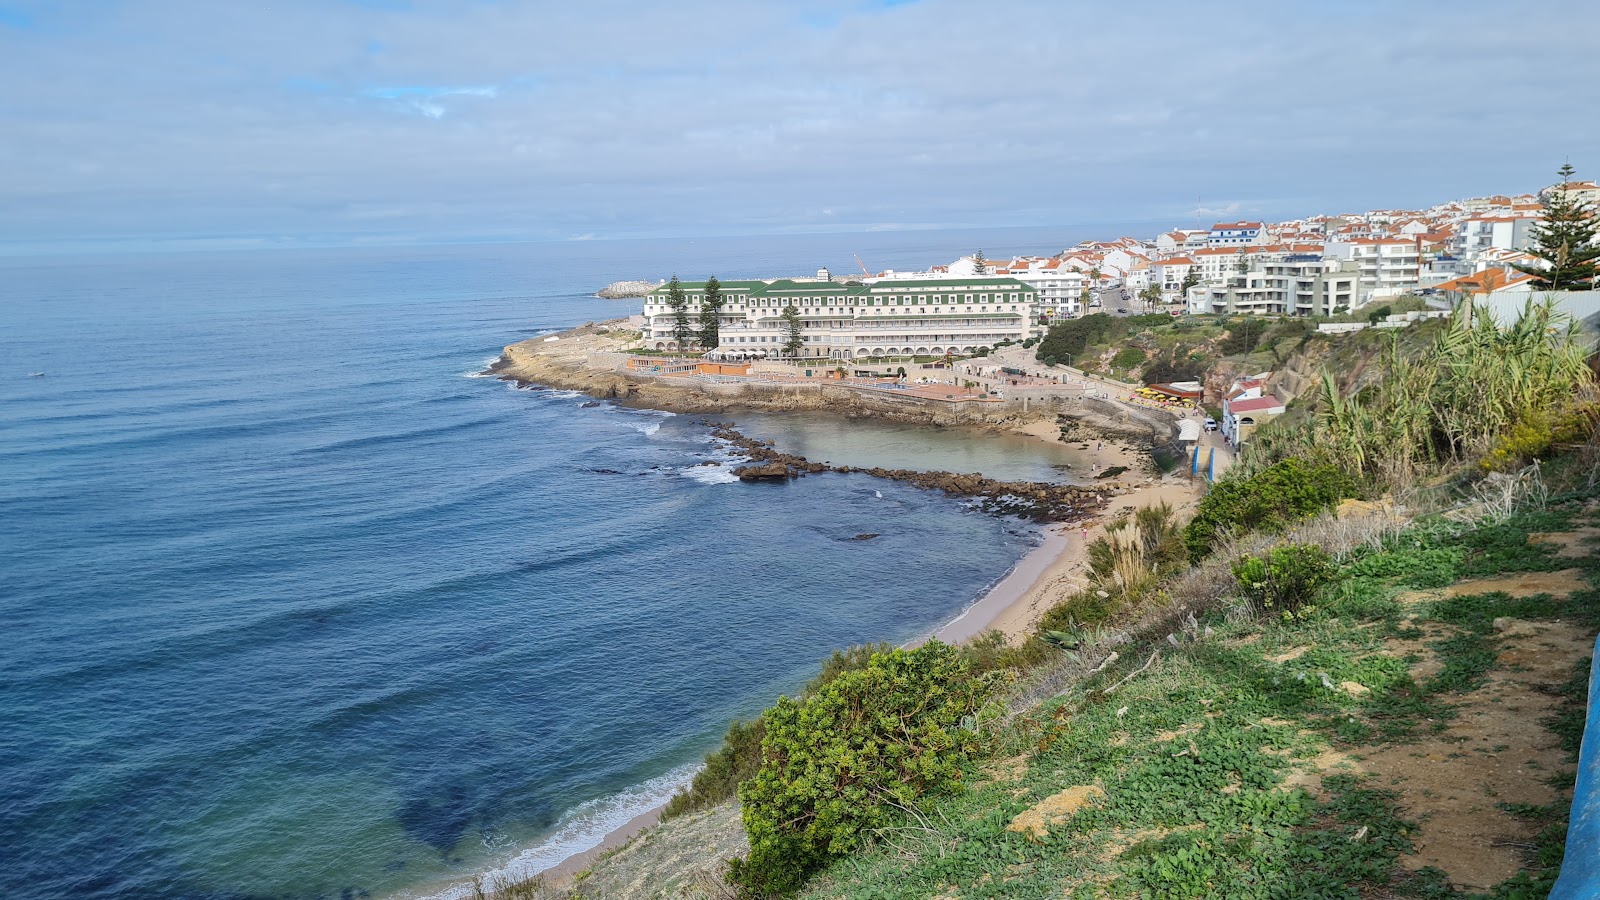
<box><xmin>1513</xmin><ymin>164</ymin><xmax>1598</xmax><ymax>291</ymax></box>
<box><xmin>973</xmin><ymin>250</ymin><xmax>987</xmax><ymax>276</ymax></box>
<box><xmin>781</xmin><ymin>304</ymin><xmax>805</xmax><ymax>357</ymax></box>
<box><xmin>698</xmin><ymin>275</ymin><xmax>724</xmax><ymax>350</ymax></box>
<box><xmin>666</xmin><ymin>274</ymin><xmax>694</xmax><ymax>350</ymax></box>
<box><xmin>1180</xmin><ymin>270</ymin><xmax>1201</xmax><ymax>295</ymax></box>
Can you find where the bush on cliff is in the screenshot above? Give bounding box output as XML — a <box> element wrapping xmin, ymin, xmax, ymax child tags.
<box><xmin>1184</xmin><ymin>458</ymin><xmax>1358</xmax><ymax>561</ymax></box>
<box><xmin>661</xmin><ymin>718</ymin><xmax>765</xmax><ymax>820</ymax></box>
<box><xmin>1232</xmin><ymin>542</ymin><xmax>1339</xmax><ymax>618</ymax></box>
<box><xmin>1036</xmin><ymin>313</ymin><xmax>1117</xmax><ymax>361</ymax></box>
<box><xmin>1110</xmin><ymin>346</ymin><xmax>1146</xmax><ymax>371</ymax></box>
<box><xmin>729</xmin><ymin>642</ymin><xmax>1002</xmax><ymax>897</ymax></box>
<box><xmin>661</xmin><ymin>643</ymin><xmax>895</xmax><ymax>821</ymax></box>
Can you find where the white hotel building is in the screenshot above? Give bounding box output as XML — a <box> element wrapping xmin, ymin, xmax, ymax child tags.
<box><xmin>643</xmin><ymin>277</ymin><xmax>1040</xmax><ymax>360</ymax></box>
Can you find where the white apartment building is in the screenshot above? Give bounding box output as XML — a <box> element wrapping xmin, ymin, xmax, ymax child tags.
<box><xmin>1456</xmin><ymin>216</ymin><xmax>1540</xmax><ymax>254</ymax></box>
<box><xmin>1192</xmin><ymin>247</ymin><xmax>1253</xmax><ymax>284</ymax></box>
<box><xmin>1156</xmin><ymin>230</ymin><xmax>1210</xmax><ymax>254</ymax></box>
<box><xmin>1007</xmin><ymin>261</ymin><xmax>1086</xmax><ymax>320</ymax></box>
<box><xmin>1153</xmin><ymin>257</ymin><xmax>1196</xmax><ymax>302</ymax></box>
<box><xmin>1552</xmin><ymin>179</ymin><xmax>1600</xmax><ymax>207</ymax></box>
<box><xmin>1207</xmin><ymin>221</ymin><xmax>1268</xmax><ymax>247</ymax></box>
<box><xmin>1325</xmin><ymin>238</ymin><xmax>1422</xmax><ymax>301</ymax></box>
<box><xmin>643</xmin><ymin>277</ymin><xmax>1039</xmax><ymax>360</ymax></box>
<box><xmin>1194</xmin><ymin>255</ymin><xmax>1362</xmax><ymax>317</ymax></box>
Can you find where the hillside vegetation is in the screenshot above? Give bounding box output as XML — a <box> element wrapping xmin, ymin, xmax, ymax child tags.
<box><xmin>488</xmin><ymin>301</ymin><xmax>1600</xmax><ymax>900</ymax></box>
<box><xmin>1031</xmin><ymin>296</ymin><xmax>1437</xmax><ymax>386</ymax></box>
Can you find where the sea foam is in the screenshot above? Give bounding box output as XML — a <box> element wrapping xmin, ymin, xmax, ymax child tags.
<box><xmin>413</xmin><ymin>763</ymin><xmax>701</xmax><ymax>900</ymax></box>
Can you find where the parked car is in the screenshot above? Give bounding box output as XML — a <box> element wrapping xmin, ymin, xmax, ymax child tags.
<box><xmin>1204</xmin><ymin>417</ymin><xmax>1218</xmax><ymax>432</ymax></box>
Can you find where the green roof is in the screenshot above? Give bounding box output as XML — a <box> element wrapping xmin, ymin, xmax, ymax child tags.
<box><xmin>858</xmin><ymin>312</ymin><xmax>1024</xmax><ymax>320</ymax></box>
<box><xmin>649</xmin><ymin>279</ymin><xmax>768</xmax><ymax>295</ymax></box>
<box><xmin>759</xmin><ymin>279</ymin><xmax>869</xmax><ymax>296</ymax></box>
<box><xmin>868</xmin><ymin>277</ymin><xmax>1033</xmax><ymax>290</ymax></box>
<box><xmin>649</xmin><ymin>279</ymin><xmax>872</xmax><ymax>298</ymax></box>
<box><xmin>649</xmin><ymin>276</ymin><xmax>1033</xmax><ymax>298</ymax></box>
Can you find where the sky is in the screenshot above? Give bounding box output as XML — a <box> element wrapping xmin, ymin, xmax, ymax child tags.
<box><xmin>2</xmin><ymin>0</ymin><xmax>1598</xmax><ymax>253</ymax></box>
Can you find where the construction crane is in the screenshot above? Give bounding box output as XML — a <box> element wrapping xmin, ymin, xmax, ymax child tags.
<box><xmin>853</xmin><ymin>254</ymin><xmax>871</xmax><ymax>277</ymax></box>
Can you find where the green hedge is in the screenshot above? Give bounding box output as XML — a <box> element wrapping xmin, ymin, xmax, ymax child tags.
<box><xmin>1184</xmin><ymin>458</ymin><xmax>1358</xmax><ymax>561</ymax></box>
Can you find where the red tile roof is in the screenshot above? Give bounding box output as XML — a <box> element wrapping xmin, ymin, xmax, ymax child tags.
<box><xmin>1431</xmin><ymin>269</ymin><xmax>1535</xmax><ymax>293</ymax></box>
<box><xmin>1229</xmin><ymin>396</ymin><xmax>1285</xmax><ymax>414</ymax></box>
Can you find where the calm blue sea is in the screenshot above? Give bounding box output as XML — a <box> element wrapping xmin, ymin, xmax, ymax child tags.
<box><xmin>0</xmin><ymin>230</ymin><xmax>1080</xmax><ymax>899</ymax></box>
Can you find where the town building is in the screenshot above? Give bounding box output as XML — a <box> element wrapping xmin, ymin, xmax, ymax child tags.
<box><xmin>1220</xmin><ymin>377</ymin><xmax>1286</xmax><ymax>446</ymax></box>
<box><xmin>643</xmin><ymin>277</ymin><xmax>1039</xmax><ymax>360</ymax></box>
<box><xmin>1207</xmin><ymin>221</ymin><xmax>1268</xmax><ymax>247</ymax></box>
<box><xmin>1325</xmin><ymin>237</ymin><xmax>1422</xmax><ymax>301</ymax></box>
<box><xmin>1194</xmin><ymin>255</ymin><xmax>1362</xmax><ymax>317</ymax></box>
<box><xmin>1456</xmin><ymin>216</ymin><xmax>1541</xmax><ymax>254</ymax></box>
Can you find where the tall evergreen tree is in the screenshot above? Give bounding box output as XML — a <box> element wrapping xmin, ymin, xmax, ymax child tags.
<box><xmin>698</xmin><ymin>275</ymin><xmax>725</xmax><ymax>350</ymax></box>
<box><xmin>972</xmin><ymin>250</ymin><xmax>987</xmax><ymax>275</ymax></box>
<box><xmin>781</xmin><ymin>304</ymin><xmax>805</xmax><ymax>357</ymax></box>
<box><xmin>666</xmin><ymin>274</ymin><xmax>694</xmax><ymax>349</ymax></box>
<box><xmin>1513</xmin><ymin>164</ymin><xmax>1598</xmax><ymax>291</ymax></box>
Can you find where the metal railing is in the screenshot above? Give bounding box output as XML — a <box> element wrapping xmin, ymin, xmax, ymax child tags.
<box><xmin>1550</xmin><ymin>635</ymin><xmax>1600</xmax><ymax>898</ymax></box>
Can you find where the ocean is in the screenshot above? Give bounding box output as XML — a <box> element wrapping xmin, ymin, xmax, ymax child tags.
<box><xmin>0</xmin><ymin>229</ymin><xmax>1087</xmax><ymax>899</ymax></box>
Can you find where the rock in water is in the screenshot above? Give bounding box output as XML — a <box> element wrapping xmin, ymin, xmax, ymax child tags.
<box><xmin>596</xmin><ymin>280</ymin><xmax>659</xmax><ymax>299</ymax></box>
<box><xmin>733</xmin><ymin>461</ymin><xmax>794</xmax><ymax>481</ymax></box>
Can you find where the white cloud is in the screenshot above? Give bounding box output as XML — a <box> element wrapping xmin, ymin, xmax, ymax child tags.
<box><xmin>0</xmin><ymin>0</ymin><xmax>1596</xmax><ymax>248</ymax></box>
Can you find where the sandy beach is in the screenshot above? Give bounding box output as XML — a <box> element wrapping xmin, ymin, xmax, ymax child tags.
<box><xmin>935</xmin><ymin>425</ymin><xmax>1205</xmax><ymax>645</ymax></box>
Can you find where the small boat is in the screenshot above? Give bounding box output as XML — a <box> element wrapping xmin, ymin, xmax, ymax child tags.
<box><xmin>28</xmin><ymin>372</ymin><xmax>44</xmax><ymax>377</ymax></box>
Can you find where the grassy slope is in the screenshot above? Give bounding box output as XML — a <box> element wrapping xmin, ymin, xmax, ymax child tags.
<box><xmin>796</xmin><ymin>501</ymin><xmax>1599</xmax><ymax>900</ymax></box>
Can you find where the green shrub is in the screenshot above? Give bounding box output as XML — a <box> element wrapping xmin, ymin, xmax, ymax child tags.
<box><xmin>1218</xmin><ymin>318</ymin><xmax>1268</xmax><ymax>355</ymax></box>
<box><xmin>1038</xmin><ymin>586</ymin><xmax>1123</xmax><ymax>631</ymax></box>
<box><xmin>730</xmin><ymin>642</ymin><xmax>1000</xmax><ymax>896</ymax></box>
<box><xmin>663</xmin><ymin>643</ymin><xmax>892</xmax><ymax>821</ymax></box>
<box><xmin>805</xmin><ymin>642</ymin><xmax>894</xmax><ymax>693</ymax></box>
<box><xmin>1142</xmin><ymin>354</ymin><xmax>1205</xmax><ymax>385</ymax></box>
<box><xmin>1111</xmin><ymin>346</ymin><xmax>1146</xmax><ymax>370</ymax></box>
<box><xmin>1035</xmin><ymin>313</ymin><xmax>1117</xmax><ymax>361</ymax></box>
<box><xmin>1480</xmin><ymin>405</ymin><xmax>1595</xmax><ymax>472</ymax></box>
<box><xmin>1231</xmin><ymin>543</ymin><xmax>1339</xmax><ymax>616</ymax></box>
<box><xmin>958</xmin><ymin>628</ymin><xmax>1048</xmax><ymax>673</ymax></box>
<box><xmin>1128</xmin><ymin>313</ymin><xmax>1175</xmax><ymax>328</ymax></box>
<box><xmin>1346</xmin><ymin>546</ymin><xmax>1464</xmax><ymax>588</ymax></box>
<box><xmin>661</xmin><ymin>718</ymin><xmax>764</xmax><ymax>819</ymax></box>
<box><xmin>1184</xmin><ymin>458</ymin><xmax>1358</xmax><ymax>561</ymax></box>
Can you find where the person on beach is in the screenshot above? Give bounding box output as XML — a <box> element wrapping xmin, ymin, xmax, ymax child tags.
<box><xmin>1082</xmin><ymin>526</ymin><xmax>1089</xmax><ymax>542</ymax></box>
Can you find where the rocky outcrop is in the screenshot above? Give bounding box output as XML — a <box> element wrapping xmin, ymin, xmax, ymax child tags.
<box><xmin>712</xmin><ymin>424</ymin><xmax>1110</xmax><ymax>523</ymax></box>
<box><xmin>487</xmin><ymin>321</ymin><xmax>1162</xmax><ymax>466</ymax></box>
<box><xmin>596</xmin><ymin>280</ymin><xmax>660</xmax><ymax>299</ymax></box>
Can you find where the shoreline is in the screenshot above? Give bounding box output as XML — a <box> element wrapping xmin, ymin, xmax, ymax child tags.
<box><xmin>443</xmin><ymin>330</ymin><xmax>1201</xmax><ymax>897</ymax></box>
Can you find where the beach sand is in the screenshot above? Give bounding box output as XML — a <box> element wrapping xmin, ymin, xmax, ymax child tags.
<box><xmin>933</xmin><ymin>418</ymin><xmax>1204</xmax><ymax>644</ymax></box>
